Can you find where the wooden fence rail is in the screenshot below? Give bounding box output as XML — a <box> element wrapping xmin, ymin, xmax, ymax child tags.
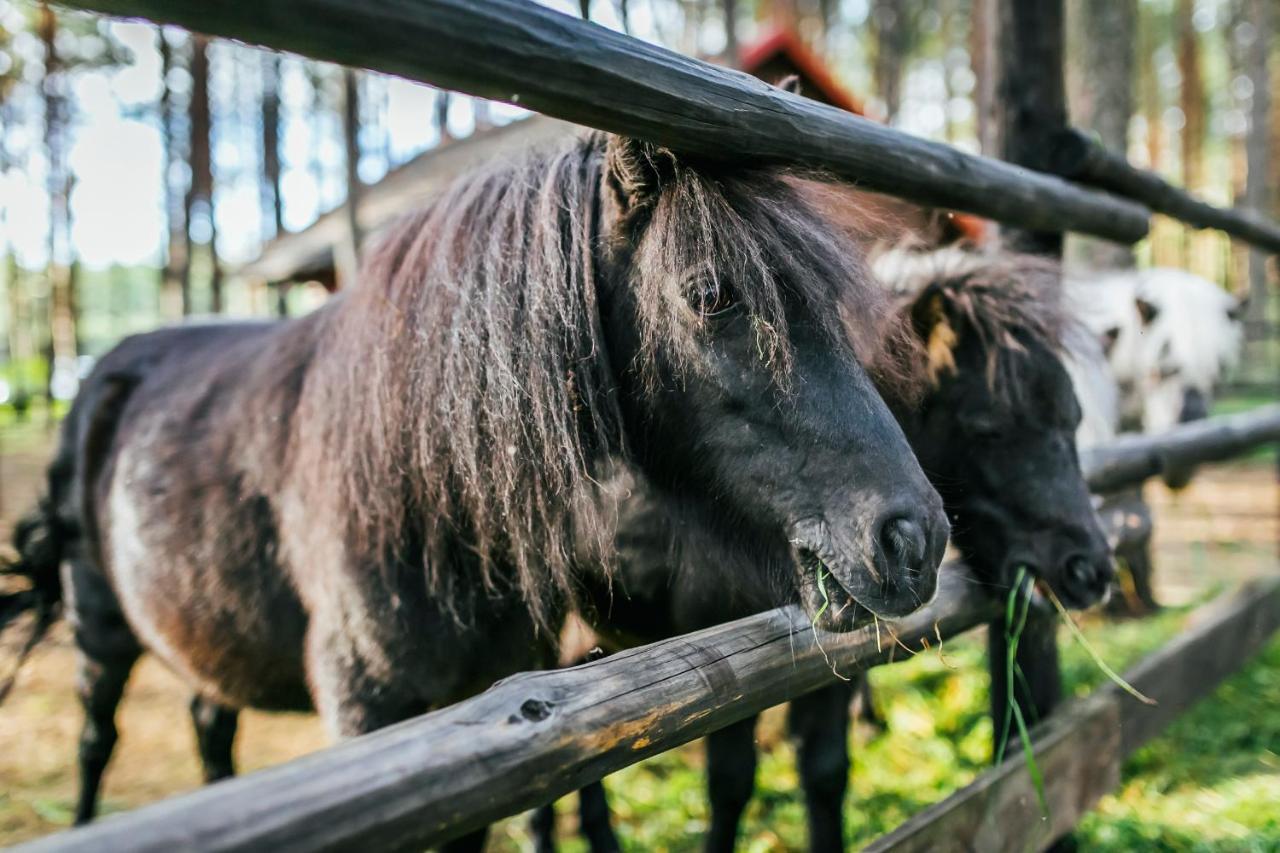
<box><xmin>58</xmin><ymin>0</ymin><xmax>1150</xmax><ymax>244</ymax></box>
<box><xmin>1080</xmin><ymin>403</ymin><xmax>1280</xmax><ymax>493</ymax></box>
<box><xmin>16</xmin><ymin>408</ymin><xmax>1280</xmax><ymax>852</ymax></box>
<box><xmin>1049</xmin><ymin>128</ymin><xmax>1280</xmax><ymax>254</ymax></box>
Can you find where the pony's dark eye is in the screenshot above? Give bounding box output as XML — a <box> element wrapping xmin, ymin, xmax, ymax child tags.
<box><xmin>686</xmin><ymin>280</ymin><xmax>736</xmax><ymax>317</ymax></box>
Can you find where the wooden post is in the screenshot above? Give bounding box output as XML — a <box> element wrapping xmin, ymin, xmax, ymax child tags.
<box><xmin>997</xmin><ymin>0</ymin><xmax>1067</xmax><ymax>256</ymax></box>
<box><xmin>990</xmin><ymin>6</ymin><xmax>1069</xmax><ymax>845</ymax></box>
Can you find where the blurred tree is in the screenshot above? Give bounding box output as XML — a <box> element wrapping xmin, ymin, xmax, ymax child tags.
<box><xmin>869</xmin><ymin>0</ymin><xmax>917</xmax><ymax>123</ymax></box>
<box><xmin>1177</xmin><ymin>0</ymin><xmax>1205</xmax><ymax>251</ymax></box>
<box><xmin>971</xmin><ymin>0</ymin><xmax>1000</xmax><ymax>154</ymax></box>
<box><xmin>37</xmin><ymin>0</ymin><xmax>72</xmax><ymax>400</ymax></box>
<box><xmin>157</xmin><ymin>27</ymin><xmax>188</xmax><ymax>319</ymax></box>
<box><xmin>185</xmin><ymin>34</ymin><xmax>218</xmax><ymax>313</ymax></box>
<box><xmin>434</xmin><ymin>88</ymin><xmax>451</xmax><ymax>145</ymax></box>
<box><xmin>1243</xmin><ymin>0</ymin><xmax>1272</xmax><ymax>334</ymax></box>
<box><xmin>337</xmin><ymin>67</ymin><xmax>361</xmax><ymax>289</ymax></box>
<box><xmin>260</xmin><ymin>51</ymin><xmax>283</xmax><ymax>242</ymax></box>
<box><xmin>723</xmin><ymin>0</ymin><xmax>738</xmax><ymax>66</ymax></box>
<box><xmin>0</xmin><ymin>15</ymin><xmax>31</xmax><ymax>406</ymax></box>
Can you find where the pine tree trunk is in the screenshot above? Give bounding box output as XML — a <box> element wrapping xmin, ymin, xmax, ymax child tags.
<box><xmin>1243</xmin><ymin>0</ymin><xmax>1272</xmax><ymax>337</ymax></box>
<box><xmin>434</xmin><ymin>89</ymin><xmax>452</xmax><ymax>145</ymax></box>
<box><xmin>871</xmin><ymin>0</ymin><xmax>909</xmax><ymax>123</ymax></box>
<box><xmin>722</xmin><ymin>0</ymin><xmax>739</xmax><ymax>67</ymax></box>
<box><xmin>337</xmin><ymin>68</ymin><xmax>363</xmax><ymax>290</ymax></box>
<box><xmin>261</xmin><ymin>52</ymin><xmax>284</xmax><ymax>241</ymax></box>
<box><xmin>971</xmin><ymin>0</ymin><xmax>1001</xmax><ymax>155</ymax></box>
<box><xmin>187</xmin><ymin>34</ymin><xmax>219</xmax><ymax>314</ymax></box>
<box><xmin>1176</xmin><ymin>0</ymin><xmax>1205</xmax><ymax>268</ymax></box>
<box><xmin>158</xmin><ymin>28</ymin><xmax>188</xmax><ymax>320</ymax></box>
<box><xmin>37</xmin><ymin>1</ymin><xmax>73</xmax><ymax>407</ymax></box>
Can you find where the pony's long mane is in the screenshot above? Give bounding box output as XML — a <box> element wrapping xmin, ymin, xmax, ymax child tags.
<box><xmin>870</xmin><ymin>246</ymin><xmax>1075</xmax><ymax>403</ymax></box>
<box><xmin>305</xmin><ymin>133</ymin><xmax>907</xmax><ymax>630</ymax></box>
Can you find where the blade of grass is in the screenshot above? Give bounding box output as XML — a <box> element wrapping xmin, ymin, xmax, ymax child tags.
<box><xmin>994</xmin><ymin>567</ymin><xmax>1049</xmax><ymax>820</ymax></box>
<box><xmin>812</xmin><ymin>561</ymin><xmax>831</xmax><ymax>627</ymax></box>
<box><xmin>1009</xmin><ymin>689</ymin><xmax>1049</xmax><ymax>819</ymax></box>
<box><xmin>1044</xmin><ymin>585</ymin><xmax>1157</xmax><ymax>705</ymax></box>
<box><xmin>995</xmin><ymin>567</ymin><xmax>1032</xmax><ymax>765</ymax></box>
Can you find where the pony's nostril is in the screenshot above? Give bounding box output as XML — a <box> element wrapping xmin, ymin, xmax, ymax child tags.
<box><xmin>880</xmin><ymin>516</ymin><xmax>927</xmax><ymax>574</ymax></box>
<box><xmin>1061</xmin><ymin>553</ymin><xmax>1110</xmax><ymax>602</ymax></box>
<box><xmin>1065</xmin><ymin>555</ymin><xmax>1093</xmax><ymax>586</ymax></box>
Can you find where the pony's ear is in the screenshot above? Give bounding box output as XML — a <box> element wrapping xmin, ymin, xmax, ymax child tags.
<box><xmin>1135</xmin><ymin>296</ymin><xmax>1159</xmax><ymax>325</ymax></box>
<box><xmin>908</xmin><ymin>284</ymin><xmax>959</xmax><ymax>383</ymax></box>
<box><xmin>1100</xmin><ymin>325</ymin><xmax>1121</xmax><ymax>357</ymax></box>
<box><xmin>605</xmin><ymin>135</ymin><xmax>676</xmax><ymax>211</ymax></box>
<box><xmin>777</xmin><ymin>74</ymin><xmax>802</xmax><ymax>96</ymax></box>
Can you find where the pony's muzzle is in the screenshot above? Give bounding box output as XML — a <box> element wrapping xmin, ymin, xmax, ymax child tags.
<box><xmin>869</xmin><ymin>507</ymin><xmax>948</xmax><ymax>617</ymax></box>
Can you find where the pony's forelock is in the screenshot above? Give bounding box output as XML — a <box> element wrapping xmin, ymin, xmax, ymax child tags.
<box><xmin>870</xmin><ymin>245</ymin><xmax>1074</xmax><ymax>405</ymax></box>
<box><xmin>626</xmin><ymin>164</ymin><xmax>909</xmax><ymax>394</ymax></box>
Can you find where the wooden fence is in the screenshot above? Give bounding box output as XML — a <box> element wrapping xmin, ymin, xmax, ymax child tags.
<box><xmin>27</xmin><ymin>0</ymin><xmax>1280</xmax><ymax>849</ymax></box>
<box><xmin>17</xmin><ymin>405</ymin><xmax>1280</xmax><ymax>853</ymax></box>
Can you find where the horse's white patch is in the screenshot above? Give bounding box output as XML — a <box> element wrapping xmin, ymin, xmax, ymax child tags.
<box><xmin>1066</xmin><ymin>268</ymin><xmax>1242</xmax><ymax>438</ymax></box>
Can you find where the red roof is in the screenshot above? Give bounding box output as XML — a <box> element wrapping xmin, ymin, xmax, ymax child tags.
<box><xmin>739</xmin><ymin>27</ymin><xmax>866</xmax><ymax>116</ymax></box>
<box><xmin>739</xmin><ymin>27</ymin><xmax>987</xmax><ymax>244</ymax></box>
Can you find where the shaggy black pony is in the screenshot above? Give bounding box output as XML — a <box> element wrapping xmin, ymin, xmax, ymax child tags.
<box><xmin>536</xmin><ymin>247</ymin><xmax>1113</xmax><ymax>853</ymax></box>
<box><xmin>0</xmin><ymin>133</ymin><xmax>949</xmax><ymax>847</ymax></box>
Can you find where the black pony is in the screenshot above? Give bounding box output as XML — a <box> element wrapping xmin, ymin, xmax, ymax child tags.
<box><xmin>0</xmin><ymin>133</ymin><xmax>949</xmax><ymax>845</ymax></box>
<box><xmin>537</xmin><ymin>247</ymin><xmax>1113</xmax><ymax>852</ymax></box>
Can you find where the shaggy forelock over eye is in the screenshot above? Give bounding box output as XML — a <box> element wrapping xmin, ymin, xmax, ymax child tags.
<box><xmin>623</xmin><ymin>161</ymin><xmax>908</xmax><ymax>391</ymax></box>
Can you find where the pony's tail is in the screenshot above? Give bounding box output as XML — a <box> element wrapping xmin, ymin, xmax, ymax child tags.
<box><xmin>0</xmin><ymin>496</ymin><xmax>65</xmax><ymax>705</ymax></box>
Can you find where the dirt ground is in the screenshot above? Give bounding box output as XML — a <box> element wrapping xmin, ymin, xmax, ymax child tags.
<box><xmin>1</xmin><ymin>431</ymin><xmax>1277</xmax><ymax>847</ymax></box>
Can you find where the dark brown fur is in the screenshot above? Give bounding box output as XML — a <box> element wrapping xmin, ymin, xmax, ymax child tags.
<box><xmin>5</xmin><ymin>131</ymin><xmax>951</xmax><ymax>832</ymax></box>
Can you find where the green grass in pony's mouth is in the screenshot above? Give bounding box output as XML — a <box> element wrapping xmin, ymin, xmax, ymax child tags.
<box><xmin>1044</xmin><ymin>584</ymin><xmax>1156</xmax><ymax>706</ymax></box>
<box><xmin>993</xmin><ymin>570</ymin><xmax>1160</xmax><ymax>825</ymax></box>
<box><xmin>995</xmin><ymin>566</ymin><xmax>1050</xmax><ymax>820</ymax></box>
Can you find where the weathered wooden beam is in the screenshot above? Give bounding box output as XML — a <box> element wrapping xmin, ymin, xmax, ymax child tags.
<box><xmin>55</xmin><ymin>0</ymin><xmax>1150</xmax><ymax>244</ymax></box>
<box><xmin>1050</xmin><ymin>127</ymin><xmax>1280</xmax><ymax>254</ymax></box>
<box><xmin>865</xmin><ymin>575</ymin><xmax>1280</xmax><ymax>853</ymax></box>
<box><xmin>1082</xmin><ymin>404</ymin><xmax>1280</xmax><ymax>494</ymax></box>
<box><xmin>15</xmin><ymin>567</ymin><xmax>1002</xmax><ymax>853</ymax></box>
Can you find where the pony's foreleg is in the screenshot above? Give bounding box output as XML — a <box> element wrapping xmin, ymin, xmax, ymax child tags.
<box><xmin>704</xmin><ymin>713</ymin><xmax>759</xmax><ymax>853</ymax></box>
<box><xmin>306</xmin><ymin>623</ymin><xmax>484</xmax><ymax>851</ymax></box>
<box><xmin>189</xmin><ymin>695</ymin><xmax>239</xmax><ymax>782</ymax></box>
<box><xmin>577</xmin><ymin>780</ymin><xmax>621</xmax><ymax>852</ymax></box>
<box><xmin>67</xmin><ymin>561</ymin><xmax>142</xmax><ymax>825</ymax></box>
<box><xmin>530</xmin><ymin>801</ymin><xmax>558</xmax><ymax>853</ymax></box>
<box><xmin>789</xmin><ymin>683</ymin><xmax>854</xmax><ymax>853</ymax></box>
